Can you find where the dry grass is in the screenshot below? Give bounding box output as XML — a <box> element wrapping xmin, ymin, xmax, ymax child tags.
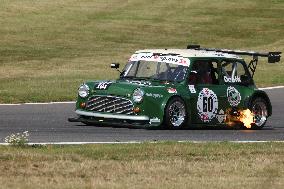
<box><xmin>0</xmin><ymin>0</ymin><xmax>283</xmax><ymax>103</ymax></box>
<box><xmin>0</xmin><ymin>142</ymin><xmax>283</xmax><ymax>189</ymax></box>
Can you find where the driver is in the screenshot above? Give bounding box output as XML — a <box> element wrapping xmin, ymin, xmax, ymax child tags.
<box><xmin>189</xmin><ymin>61</ymin><xmax>213</xmax><ymax>84</ymax></box>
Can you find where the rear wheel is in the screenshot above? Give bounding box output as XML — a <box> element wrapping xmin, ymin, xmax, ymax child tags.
<box><xmin>249</xmin><ymin>97</ymin><xmax>268</xmax><ymax>129</ymax></box>
<box><xmin>164</xmin><ymin>97</ymin><xmax>187</xmax><ymax>129</ymax></box>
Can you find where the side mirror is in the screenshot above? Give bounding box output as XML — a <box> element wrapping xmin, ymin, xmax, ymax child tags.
<box><xmin>111</xmin><ymin>63</ymin><xmax>120</xmax><ymax>69</ymax></box>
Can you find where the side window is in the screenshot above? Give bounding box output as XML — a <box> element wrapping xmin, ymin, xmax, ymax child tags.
<box><xmin>221</xmin><ymin>61</ymin><xmax>252</xmax><ymax>85</ymax></box>
<box><xmin>189</xmin><ymin>60</ymin><xmax>219</xmax><ymax>85</ymax></box>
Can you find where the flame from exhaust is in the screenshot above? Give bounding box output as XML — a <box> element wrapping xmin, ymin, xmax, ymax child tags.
<box><xmin>239</xmin><ymin>109</ymin><xmax>254</xmax><ymax>128</ymax></box>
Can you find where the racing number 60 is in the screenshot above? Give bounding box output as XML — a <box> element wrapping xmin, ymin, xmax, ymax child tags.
<box><xmin>203</xmin><ymin>96</ymin><xmax>213</xmax><ymax>112</ymax></box>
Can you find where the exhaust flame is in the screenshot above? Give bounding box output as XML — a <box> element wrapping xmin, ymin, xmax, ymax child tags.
<box><xmin>225</xmin><ymin>108</ymin><xmax>255</xmax><ymax>128</ymax></box>
<box><xmin>239</xmin><ymin>109</ymin><xmax>254</xmax><ymax>128</ymax></box>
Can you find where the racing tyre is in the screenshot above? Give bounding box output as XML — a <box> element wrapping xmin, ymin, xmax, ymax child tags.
<box><xmin>249</xmin><ymin>97</ymin><xmax>268</xmax><ymax>130</ymax></box>
<box><xmin>164</xmin><ymin>97</ymin><xmax>187</xmax><ymax>129</ymax></box>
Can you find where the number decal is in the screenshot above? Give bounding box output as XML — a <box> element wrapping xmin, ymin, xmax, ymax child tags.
<box><xmin>203</xmin><ymin>96</ymin><xmax>213</xmax><ymax>112</ymax></box>
<box><xmin>197</xmin><ymin>88</ymin><xmax>218</xmax><ymax>122</ymax></box>
<box><xmin>95</xmin><ymin>82</ymin><xmax>112</xmax><ymax>90</ymax></box>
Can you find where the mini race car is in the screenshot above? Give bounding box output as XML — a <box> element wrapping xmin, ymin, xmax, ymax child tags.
<box><xmin>69</xmin><ymin>45</ymin><xmax>281</xmax><ymax>129</ymax></box>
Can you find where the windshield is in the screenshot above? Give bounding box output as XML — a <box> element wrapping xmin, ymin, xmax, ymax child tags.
<box><xmin>121</xmin><ymin>60</ymin><xmax>188</xmax><ymax>82</ymax></box>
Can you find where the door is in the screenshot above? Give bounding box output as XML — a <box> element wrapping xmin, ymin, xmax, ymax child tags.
<box><xmin>219</xmin><ymin>59</ymin><xmax>254</xmax><ymax>109</ymax></box>
<box><xmin>189</xmin><ymin>59</ymin><xmax>228</xmax><ymax>125</ymax></box>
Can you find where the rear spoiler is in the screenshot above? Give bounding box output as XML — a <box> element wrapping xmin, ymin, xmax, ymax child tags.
<box><xmin>187</xmin><ymin>45</ymin><xmax>281</xmax><ymax>63</ymax></box>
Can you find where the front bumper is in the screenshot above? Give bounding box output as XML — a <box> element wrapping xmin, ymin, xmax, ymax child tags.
<box><xmin>69</xmin><ymin>110</ymin><xmax>157</xmax><ymax>127</ymax></box>
<box><xmin>75</xmin><ymin>110</ymin><xmax>149</xmax><ymax>121</ymax></box>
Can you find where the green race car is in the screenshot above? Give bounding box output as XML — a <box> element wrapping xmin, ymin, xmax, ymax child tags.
<box><xmin>69</xmin><ymin>45</ymin><xmax>281</xmax><ymax>129</ymax></box>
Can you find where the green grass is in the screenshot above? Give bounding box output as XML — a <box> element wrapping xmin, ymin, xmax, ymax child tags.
<box><xmin>0</xmin><ymin>142</ymin><xmax>284</xmax><ymax>189</ymax></box>
<box><xmin>0</xmin><ymin>0</ymin><xmax>283</xmax><ymax>103</ymax></box>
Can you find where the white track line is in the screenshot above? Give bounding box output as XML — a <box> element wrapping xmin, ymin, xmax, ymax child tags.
<box><xmin>0</xmin><ymin>86</ymin><xmax>283</xmax><ymax>106</ymax></box>
<box><xmin>259</xmin><ymin>86</ymin><xmax>284</xmax><ymax>90</ymax></box>
<box><xmin>0</xmin><ymin>104</ymin><xmax>21</xmax><ymax>106</ymax></box>
<box><xmin>24</xmin><ymin>103</ymin><xmax>53</xmax><ymax>105</ymax></box>
<box><xmin>0</xmin><ymin>141</ymin><xmax>284</xmax><ymax>145</ymax></box>
<box><xmin>0</xmin><ymin>101</ymin><xmax>75</xmax><ymax>106</ymax></box>
<box><xmin>0</xmin><ymin>141</ymin><xmax>142</xmax><ymax>145</ymax></box>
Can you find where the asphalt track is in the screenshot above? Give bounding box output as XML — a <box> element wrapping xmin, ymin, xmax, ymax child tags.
<box><xmin>0</xmin><ymin>88</ymin><xmax>283</xmax><ymax>143</ymax></box>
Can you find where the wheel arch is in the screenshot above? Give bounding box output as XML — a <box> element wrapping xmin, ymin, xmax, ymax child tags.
<box><xmin>247</xmin><ymin>91</ymin><xmax>272</xmax><ymax>117</ymax></box>
<box><xmin>163</xmin><ymin>95</ymin><xmax>187</xmax><ymax>111</ymax></box>
<box><xmin>162</xmin><ymin>94</ymin><xmax>191</xmax><ymax>125</ymax></box>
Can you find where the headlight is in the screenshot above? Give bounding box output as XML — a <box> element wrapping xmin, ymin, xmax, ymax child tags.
<box><xmin>78</xmin><ymin>84</ymin><xmax>90</xmax><ymax>98</ymax></box>
<box><xmin>133</xmin><ymin>88</ymin><xmax>144</xmax><ymax>103</ymax></box>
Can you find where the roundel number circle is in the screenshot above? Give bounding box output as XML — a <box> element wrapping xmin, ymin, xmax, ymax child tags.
<box><xmin>197</xmin><ymin>88</ymin><xmax>218</xmax><ymax>122</ymax></box>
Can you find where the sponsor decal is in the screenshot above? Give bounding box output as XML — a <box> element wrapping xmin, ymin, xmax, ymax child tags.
<box><xmin>224</xmin><ymin>76</ymin><xmax>241</xmax><ymax>83</ymax></box>
<box><xmin>95</xmin><ymin>81</ymin><xmax>112</xmax><ymax>90</ymax></box>
<box><xmin>216</xmin><ymin>109</ymin><xmax>226</xmax><ymax>123</ymax></box>
<box><xmin>214</xmin><ymin>53</ymin><xmax>225</xmax><ymax>57</ymax></box>
<box><xmin>149</xmin><ymin>117</ymin><xmax>161</xmax><ymax>124</ymax></box>
<box><xmin>128</xmin><ymin>80</ymin><xmax>152</xmax><ymax>86</ymax></box>
<box><xmin>145</xmin><ymin>93</ymin><xmax>163</xmax><ymax>98</ymax></box>
<box><xmin>188</xmin><ymin>85</ymin><xmax>196</xmax><ymax>93</ymax></box>
<box><xmin>167</xmin><ymin>88</ymin><xmax>177</xmax><ymax>94</ymax></box>
<box><xmin>129</xmin><ymin>53</ymin><xmax>190</xmax><ymax>66</ymax></box>
<box><xmin>227</xmin><ymin>86</ymin><xmax>241</xmax><ymax>107</ymax></box>
<box><xmin>197</xmin><ymin>88</ymin><xmax>218</xmax><ymax>122</ymax></box>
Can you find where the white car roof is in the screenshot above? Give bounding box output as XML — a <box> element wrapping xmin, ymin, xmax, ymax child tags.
<box><xmin>135</xmin><ymin>49</ymin><xmax>242</xmax><ymax>59</ymax></box>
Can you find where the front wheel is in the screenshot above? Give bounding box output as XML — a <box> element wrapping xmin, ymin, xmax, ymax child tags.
<box><xmin>249</xmin><ymin>97</ymin><xmax>268</xmax><ymax>129</ymax></box>
<box><xmin>164</xmin><ymin>97</ymin><xmax>187</xmax><ymax>129</ymax></box>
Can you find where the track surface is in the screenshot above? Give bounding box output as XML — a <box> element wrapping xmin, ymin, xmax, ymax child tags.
<box><xmin>0</xmin><ymin>88</ymin><xmax>283</xmax><ymax>142</ymax></box>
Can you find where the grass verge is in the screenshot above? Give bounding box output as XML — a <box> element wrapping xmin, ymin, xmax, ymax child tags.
<box><xmin>0</xmin><ymin>0</ymin><xmax>283</xmax><ymax>103</ymax></box>
<box><xmin>0</xmin><ymin>142</ymin><xmax>284</xmax><ymax>189</ymax></box>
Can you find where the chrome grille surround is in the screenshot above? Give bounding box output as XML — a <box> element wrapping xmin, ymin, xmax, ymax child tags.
<box><xmin>86</xmin><ymin>95</ymin><xmax>134</xmax><ymax>115</ymax></box>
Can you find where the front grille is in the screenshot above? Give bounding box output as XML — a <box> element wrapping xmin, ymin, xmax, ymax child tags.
<box><xmin>86</xmin><ymin>95</ymin><xmax>134</xmax><ymax>115</ymax></box>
